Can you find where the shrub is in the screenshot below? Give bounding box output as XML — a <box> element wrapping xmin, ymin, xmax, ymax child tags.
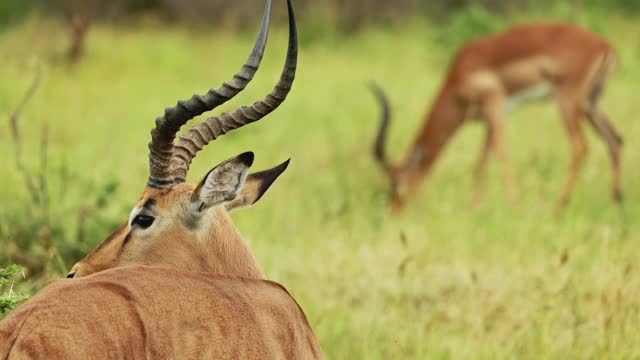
<box><xmin>0</xmin><ymin>265</ymin><xmax>29</xmax><ymax>317</ymax></box>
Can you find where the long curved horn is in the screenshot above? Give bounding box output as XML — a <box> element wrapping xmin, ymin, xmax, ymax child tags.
<box><xmin>147</xmin><ymin>0</ymin><xmax>273</xmax><ymax>188</ymax></box>
<box><xmin>171</xmin><ymin>0</ymin><xmax>298</xmax><ymax>183</ymax></box>
<box><xmin>369</xmin><ymin>82</ymin><xmax>392</xmax><ymax>173</ymax></box>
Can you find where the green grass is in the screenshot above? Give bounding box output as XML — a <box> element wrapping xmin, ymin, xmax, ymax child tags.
<box><xmin>1</xmin><ymin>15</ymin><xmax>640</xmax><ymax>358</ymax></box>
<box><xmin>0</xmin><ymin>265</ymin><xmax>28</xmax><ymax>315</ymax></box>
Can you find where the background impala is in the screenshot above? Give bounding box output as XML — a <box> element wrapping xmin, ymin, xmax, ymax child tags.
<box><xmin>1</xmin><ymin>0</ymin><xmax>640</xmax><ymax>358</ymax></box>
<box><xmin>371</xmin><ymin>23</ymin><xmax>621</xmax><ymax>212</ymax></box>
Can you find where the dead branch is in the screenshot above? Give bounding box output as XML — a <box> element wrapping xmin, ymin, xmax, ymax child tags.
<box><xmin>9</xmin><ymin>68</ymin><xmax>42</xmax><ymax>204</ymax></box>
<box><xmin>39</xmin><ymin>123</ymin><xmax>50</xmax><ymax>214</ymax></box>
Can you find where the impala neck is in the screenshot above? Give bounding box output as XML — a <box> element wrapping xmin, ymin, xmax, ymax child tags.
<box><xmin>399</xmin><ymin>86</ymin><xmax>465</xmax><ymax>179</ymax></box>
<box><xmin>203</xmin><ymin>209</ymin><xmax>266</xmax><ymax>280</ymax></box>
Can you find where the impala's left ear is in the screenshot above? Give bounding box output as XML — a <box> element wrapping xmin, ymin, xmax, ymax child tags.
<box><xmin>225</xmin><ymin>159</ymin><xmax>290</xmax><ymax>212</ymax></box>
<box><xmin>191</xmin><ymin>152</ymin><xmax>254</xmax><ymax>212</ymax></box>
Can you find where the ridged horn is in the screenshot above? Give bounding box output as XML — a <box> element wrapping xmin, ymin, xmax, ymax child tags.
<box><xmin>171</xmin><ymin>0</ymin><xmax>298</xmax><ymax>183</ymax></box>
<box><xmin>147</xmin><ymin>0</ymin><xmax>273</xmax><ymax>188</ymax></box>
<box><xmin>369</xmin><ymin>81</ymin><xmax>392</xmax><ymax>173</ymax></box>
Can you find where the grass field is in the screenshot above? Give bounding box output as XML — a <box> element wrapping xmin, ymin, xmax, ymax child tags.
<box><xmin>1</xmin><ymin>14</ymin><xmax>640</xmax><ymax>358</ymax></box>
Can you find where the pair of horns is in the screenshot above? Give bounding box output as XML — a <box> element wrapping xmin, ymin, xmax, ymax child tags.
<box><xmin>148</xmin><ymin>0</ymin><xmax>298</xmax><ymax>188</ymax></box>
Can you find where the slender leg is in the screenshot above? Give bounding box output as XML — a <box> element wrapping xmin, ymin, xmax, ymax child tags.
<box><xmin>473</xmin><ymin>126</ymin><xmax>492</xmax><ymax>204</ymax></box>
<box><xmin>556</xmin><ymin>92</ymin><xmax>589</xmax><ymax>209</ymax></box>
<box><xmin>482</xmin><ymin>93</ymin><xmax>517</xmax><ymax>204</ymax></box>
<box><xmin>584</xmin><ymin>99</ymin><xmax>623</xmax><ymax>202</ymax></box>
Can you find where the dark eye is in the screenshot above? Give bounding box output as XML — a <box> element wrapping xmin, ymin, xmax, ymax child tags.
<box><xmin>132</xmin><ymin>214</ymin><xmax>155</xmax><ymax>229</ymax></box>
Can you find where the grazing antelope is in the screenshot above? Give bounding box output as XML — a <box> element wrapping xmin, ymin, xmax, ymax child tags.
<box><xmin>1</xmin><ymin>0</ymin><xmax>323</xmax><ymax>357</ymax></box>
<box><xmin>371</xmin><ymin>23</ymin><xmax>622</xmax><ymax>212</ymax></box>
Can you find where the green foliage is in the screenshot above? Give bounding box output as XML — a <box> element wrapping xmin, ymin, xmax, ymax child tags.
<box><xmin>0</xmin><ymin>0</ymin><xmax>33</xmax><ymax>32</ymax></box>
<box><xmin>0</xmin><ymin>265</ymin><xmax>29</xmax><ymax>316</ymax></box>
<box><xmin>298</xmin><ymin>6</ymin><xmax>340</xmax><ymax>47</ymax></box>
<box><xmin>0</xmin><ymin>265</ymin><xmax>23</xmax><ymax>287</ymax></box>
<box><xmin>436</xmin><ymin>5</ymin><xmax>505</xmax><ymax>48</ymax></box>
<box><xmin>0</xmin><ymin>170</ymin><xmax>121</xmax><ymax>277</ymax></box>
<box><xmin>586</xmin><ymin>0</ymin><xmax>640</xmax><ymax>12</ymax></box>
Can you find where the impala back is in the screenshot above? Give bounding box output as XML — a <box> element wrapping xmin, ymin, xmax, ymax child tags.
<box><xmin>0</xmin><ymin>266</ymin><xmax>322</xmax><ymax>359</ymax></box>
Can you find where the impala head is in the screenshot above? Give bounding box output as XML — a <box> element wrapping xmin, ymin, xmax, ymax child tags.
<box><xmin>68</xmin><ymin>0</ymin><xmax>297</xmax><ymax>279</ymax></box>
<box><xmin>370</xmin><ymin>81</ymin><xmax>463</xmax><ymax>213</ymax></box>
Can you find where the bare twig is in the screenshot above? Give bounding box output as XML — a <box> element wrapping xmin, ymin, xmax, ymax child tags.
<box><xmin>9</xmin><ymin>67</ymin><xmax>42</xmax><ymax>204</ymax></box>
<box><xmin>39</xmin><ymin>123</ymin><xmax>51</xmax><ymax>214</ymax></box>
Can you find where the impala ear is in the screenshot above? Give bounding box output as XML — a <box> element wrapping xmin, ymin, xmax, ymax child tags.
<box><xmin>225</xmin><ymin>159</ymin><xmax>290</xmax><ymax>212</ymax></box>
<box><xmin>191</xmin><ymin>152</ymin><xmax>254</xmax><ymax>211</ymax></box>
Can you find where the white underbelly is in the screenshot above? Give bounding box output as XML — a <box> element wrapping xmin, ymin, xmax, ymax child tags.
<box><xmin>505</xmin><ymin>82</ymin><xmax>552</xmax><ymax>111</ymax></box>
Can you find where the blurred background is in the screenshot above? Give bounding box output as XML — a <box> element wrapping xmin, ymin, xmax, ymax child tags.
<box><xmin>1</xmin><ymin>0</ymin><xmax>640</xmax><ymax>358</ymax></box>
<box><xmin>3</xmin><ymin>0</ymin><xmax>640</xmax><ymax>46</ymax></box>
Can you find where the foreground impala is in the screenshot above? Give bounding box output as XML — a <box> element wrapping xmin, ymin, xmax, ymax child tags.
<box><xmin>1</xmin><ymin>0</ymin><xmax>322</xmax><ymax>358</ymax></box>
<box><xmin>372</xmin><ymin>23</ymin><xmax>622</xmax><ymax>212</ymax></box>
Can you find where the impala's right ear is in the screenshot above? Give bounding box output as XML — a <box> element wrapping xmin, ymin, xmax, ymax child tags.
<box><xmin>225</xmin><ymin>159</ymin><xmax>290</xmax><ymax>211</ymax></box>
<box><xmin>190</xmin><ymin>152</ymin><xmax>254</xmax><ymax>212</ymax></box>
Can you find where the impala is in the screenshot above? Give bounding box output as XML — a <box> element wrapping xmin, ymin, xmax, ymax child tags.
<box><xmin>1</xmin><ymin>0</ymin><xmax>323</xmax><ymax>357</ymax></box>
<box><xmin>371</xmin><ymin>23</ymin><xmax>622</xmax><ymax>212</ymax></box>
